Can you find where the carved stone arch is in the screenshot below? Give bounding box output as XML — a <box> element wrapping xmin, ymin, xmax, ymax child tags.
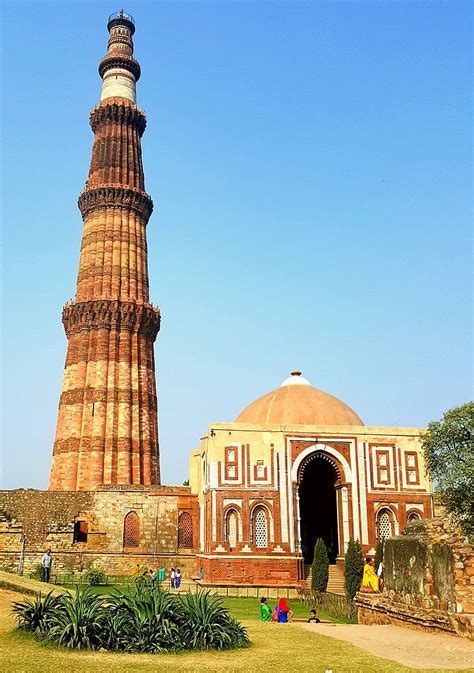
<box><xmin>291</xmin><ymin>443</ymin><xmax>352</xmax><ymax>484</ymax></box>
<box><xmin>375</xmin><ymin>506</ymin><xmax>398</xmax><ymax>540</ymax></box>
<box><xmin>250</xmin><ymin>502</ymin><xmax>273</xmax><ymax>549</ymax></box>
<box><xmin>123</xmin><ymin>510</ymin><xmax>140</xmax><ymax>548</ymax></box>
<box><xmin>406</xmin><ymin>509</ymin><xmax>422</xmax><ymax>525</ymax></box>
<box><xmin>223</xmin><ymin>507</ymin><xmax>241</xmax><ymax>548</ymax></box>
<box><xmin>298</xmin><ymin>450</ymin><xmax>343</xmax><ymax>486</ymax></box>
<box><xmin>177</xmin><ymin>512</ymin><xmax>193</xmax><ymax>549</ymax></box>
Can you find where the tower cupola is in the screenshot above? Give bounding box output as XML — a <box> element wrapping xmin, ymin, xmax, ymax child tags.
<box><xmin>99</xmin><ymin>10</ymin><xmax>140</xmax><ymax>103</ymax></box>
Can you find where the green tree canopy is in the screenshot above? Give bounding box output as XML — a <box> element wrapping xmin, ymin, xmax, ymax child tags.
<box><xmin>420</xmin><ymin>402</ymin><xmax>474</xmax><ymax>537</ymax></box>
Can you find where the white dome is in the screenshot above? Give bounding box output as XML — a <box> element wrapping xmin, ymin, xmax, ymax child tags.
<box><xmin>280</xmin><ymin>371</ymin><xmax>312</xmax><ymax>387</ymax></box>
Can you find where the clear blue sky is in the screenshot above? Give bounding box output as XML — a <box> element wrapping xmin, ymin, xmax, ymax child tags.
<box><xmin>1</xmin><ymin>1</ymin><xmax>472</xmax><ymax>490</ymax></box>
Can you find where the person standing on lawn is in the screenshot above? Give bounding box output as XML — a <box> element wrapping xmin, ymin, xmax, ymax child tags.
<box><xmin>175</xmin><ymin>568</ymin><xmax>182</xmax><ymax>589</ymax></box>
<box><xmin>41</xmin><ymin>549</ymin><xmax>52</xmax><ymax>583</ymax></box>
<box><xmin>260</xmin><ymin>597</ymin><xmax>272</xmax><ymax>622</ymax></box>
<box><xmin>170</xmin><ymin>567</ymin><xmax>176</xmax><ymax>589</ymax></box>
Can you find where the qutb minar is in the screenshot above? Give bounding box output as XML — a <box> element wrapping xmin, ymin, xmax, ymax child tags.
<box><xmin>49</xmin><ymin>11</ymin><xmax>161</xmax><ymax>490</ymax></box>
<box><xmin>2</xmin><ymin>9</ymin><xmax>470</xmax><ymax>642</ymax></box>
<box><xmin>0</xmin><ymin>11</ymin><xmax>441</xmax><ymax>619</ymax></box>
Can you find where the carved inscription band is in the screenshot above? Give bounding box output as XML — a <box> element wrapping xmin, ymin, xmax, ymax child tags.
<box><xmin>62</xmin><ymin>299</ymin><xmax>160</xmax><ymax>340</ymax></box>
<box><xmin>59</xmin><ymin>387</ymin><xmax>157</xmax><ymax>408</ymax></box>
<box><xmin>90</xmin><ymin>100</ymin><xmax>147</xmax><ymax>135</ymax></box>
<box><xmin>53</xmin><ymin>436</ymin><xmax>158</xmax><ymax>455</ymax></box>
<box><xmin>78</xmin><ymin>186</ymin><xmax>153</xmax><ymax>220</ymax></box>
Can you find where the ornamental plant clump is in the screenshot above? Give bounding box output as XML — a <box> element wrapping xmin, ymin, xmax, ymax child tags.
<box><xmin>344</xmin><ymin>539</ymin><xmax>364</xmax><ymax>600</ymax></box>
<box><xmin>311</xmin><ymin>538</ymin><xmax>329</xmax><ymax>592</ymax></box>
<box><xmin>13</xmin><ymin>585</ymin><xmax>249</xmax><ymax>653</ymax></box>
<box><xmin>83</xmin><ymin>568</ymin><xmax>107</xmax><ymax>586</ymax></box>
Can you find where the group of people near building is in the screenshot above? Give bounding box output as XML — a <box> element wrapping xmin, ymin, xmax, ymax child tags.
<box><xmin>169</xmin><ymin>567</ymin><xmax>182</xmax><ymax>589</ymax></box>
<box><xmin>39</xmin><ymin>548</ymin><xmax>383</xmax><ymax>600</ymax></box>
<box><xmin>260</xmin><ymin>597</ymin><xmax>321</xmax><ymax>623</ymax></box>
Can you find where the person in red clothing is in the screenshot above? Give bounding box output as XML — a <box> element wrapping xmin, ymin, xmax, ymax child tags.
<box><xmin>277</xmin><ymin>597</ymin><xmax>294</xmax><ymax>623</ymax></box>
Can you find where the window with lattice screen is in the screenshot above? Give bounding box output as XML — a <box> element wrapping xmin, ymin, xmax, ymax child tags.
<box><xmin>253</xmin><ymin>507</ymin><xmax>268</xmax><ymax>548</ymax></box>
<box><xmin>123</xmin><ymin>511</ymin><xmax>140</xmax><ymax>548</ymax></box>
<box><xmin>178</xmin><ymin>512</ymin><xmax>193</xmax><ymax>549</ymax></box>
<box><xmin>226</xmin><ymin>510</ymin><xmax>238</xmax><ymax>548</ymax></box>
<box><xmin>377</xmin><ymin>509</ymin><xmax>392</xmax><ymax>540</ymax></box>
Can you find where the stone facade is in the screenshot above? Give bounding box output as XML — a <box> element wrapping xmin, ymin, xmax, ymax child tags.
<box><xmin>189</xmin><ymin>421</ymin><xmax>433</xmax><ymax>585</ymax></box>
<box><xmin>49</xmin><ymin>13</ymin><xmax>160</xmax><ymax>491</ymax></box>
<box><xmin>0</xmin><ymin>488</ymin><xmax>199</xmax><ymax>579</ymax></box>
<box><xmin>356</xmin><ymin>518</ymin><xmax>473</xmax><ymax>640</ymax></box>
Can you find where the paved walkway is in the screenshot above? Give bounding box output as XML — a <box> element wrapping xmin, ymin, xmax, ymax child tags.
<box><xmin>300</xmin><ymin>622</ymin><xmax>473</xmax><ymax>670</ymax></box>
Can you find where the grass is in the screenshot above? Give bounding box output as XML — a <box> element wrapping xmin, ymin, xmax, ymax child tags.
<box><xmin>0</xmin><ymin>588</ymin><xmax>469</xmax><ymax>673</ymax></box>
<box><xmin>61</xmin><ymin>584</ymin><xmax>351</xmax><ymax>623</ymax></box>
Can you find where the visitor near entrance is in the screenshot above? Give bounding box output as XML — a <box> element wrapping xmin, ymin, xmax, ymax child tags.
<box><xmin>41</xmin><ymin>549</ymin><xmax>52</xmax><ymax>582</ymax></box>
<box><xmin>175</xmin><ymin>568</ymin><xmax>182</xmax><ymax>589</ymax></box>
<box><xmin>361</xmin><ymin>558</ymin><xmax>381</xmax><ymax>593</ymax></box>
<box><xmin>170</xmin><ymin>567</ymin><xmax>176</xmax><ymax>588</ymax></box>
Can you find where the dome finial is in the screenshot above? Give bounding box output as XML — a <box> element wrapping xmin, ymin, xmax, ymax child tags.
<box><xmin>280</xmin><ymin>371</ymin><xmax>311</xmax><ymax>387</ymax></box>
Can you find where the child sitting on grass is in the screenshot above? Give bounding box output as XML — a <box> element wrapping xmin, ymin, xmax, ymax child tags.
<box><xmin>307</xmin><ymin>609</ymin><xmax>321</xmax><ymax>623</ymax></box>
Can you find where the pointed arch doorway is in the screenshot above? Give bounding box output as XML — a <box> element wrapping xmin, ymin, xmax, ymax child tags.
<box><xmin>298</xmin><ymin>453</ymin><xmax>340</xmax><ymax>564</ymax></box>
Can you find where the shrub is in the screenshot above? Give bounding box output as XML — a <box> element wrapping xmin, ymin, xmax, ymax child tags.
<box><xmin>297</xmin><ymin>589</ymin><xmax>357</xmax><ymax>622</ymax></box>
<box><xmin>13</xmin><ymin>584</ymin><xmax>249</xmax><ymax>653</ymax></box>
<box><xmin>344</xmin><ymin>539</ymin><xmax>364</xmax><ymax>599</ymax></box>
<box><xmin>179</xmin><ymin>591</ymin><xmax>249</xmax><ymax>650</ymax></box>
<box><xmin>311</xmin><ymin>538</ymin><xmax>329</xmax><ymax>592</ymax></box>
<box><xmin>106</xmin><ymin>583</ymin><xmax>181</xmax><ymax>652</ymax></box>
<box><xmin>83</xmin><ymin>568</ymin><xmax>107</xmax><ymax>586</ymax></box>
<box><xmin>29</xmin><ymin>564</ymin><xmax>44</xmax><ymax>581</ymax></box>
<box><xmin>12</xmin><ymin>591</ymin><xmax>64</xmax><ymax>634</ymax></box>
<box><xmin>46</xmin><ymin>587</ymin><xmax>106</xmax><ymax>650</ymax></box>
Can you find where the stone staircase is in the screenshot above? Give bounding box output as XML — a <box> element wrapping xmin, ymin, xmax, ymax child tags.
<box><xmin>305</xmin><ymin>564</ymin><xmax>345</xmax><ymax>595</ymax></box>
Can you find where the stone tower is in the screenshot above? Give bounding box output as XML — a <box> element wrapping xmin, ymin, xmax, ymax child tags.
<box><xmin>49</xmin><ymin>11</ymin><xmax>161</xmax><ymax>491</ymax></box>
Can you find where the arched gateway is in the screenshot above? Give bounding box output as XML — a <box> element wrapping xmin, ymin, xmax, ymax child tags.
<box><xmin>298</xmin><ymin>451</ymin><xmax>343</xmax><ymax>563</ymax></box>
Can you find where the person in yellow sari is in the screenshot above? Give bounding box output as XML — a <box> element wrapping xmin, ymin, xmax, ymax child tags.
<box><xmin>361</xmin><ymin>557</ymin><xmax>381</xmax><ymax>592</ymax></box>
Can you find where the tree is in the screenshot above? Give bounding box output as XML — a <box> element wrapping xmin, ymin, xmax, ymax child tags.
<box><xmin>311</xmin><ymin>538</ymin><xmax>329</xmax><ymax>592</ymax></box>
<box><xmin>344</xmin><ymin>539</ymin><xmax>364</xmax><ymax>599</ymax></box>
<box><xmin>420</xmin><ymin>402</ymin><xmax>474</xmax><ymax>537</ymax></box>
<box><xmin>374</xmin><ymin>540</ymin><xmax>384</xmax><ymax>572</ymax></box>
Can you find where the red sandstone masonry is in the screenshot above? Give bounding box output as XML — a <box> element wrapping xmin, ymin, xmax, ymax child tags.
<box><xmin>49</xmin><ymin>23</ymin><xmax>160</xmax><ymax>491</ymax></box>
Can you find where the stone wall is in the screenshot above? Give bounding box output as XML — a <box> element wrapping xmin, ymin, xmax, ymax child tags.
<box><xmin>0</xmin><ymin>487</ymin><xmax>199</xmax><ymax>579</ymax></box>
<box><xmin>355</xmin><ymin>518</ymin><xmax>473</xmax><ymax>640</ymax></box>
<box><xmin>199</xmin><ymin>554</ymin><xmax>303</xmax><ymax>587</ymax></box>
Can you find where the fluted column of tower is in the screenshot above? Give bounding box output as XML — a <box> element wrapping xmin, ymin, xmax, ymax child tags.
<box><xmin>49</xmin><ymin>11</ymin><xmax>161</xmax><ymax>490</ymax></box>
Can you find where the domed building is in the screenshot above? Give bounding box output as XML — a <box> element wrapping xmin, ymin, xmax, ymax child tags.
<box><xmin>189</xmin><ymin>371</ymin><xmax>433</xmax><ymax>586</ymax></box>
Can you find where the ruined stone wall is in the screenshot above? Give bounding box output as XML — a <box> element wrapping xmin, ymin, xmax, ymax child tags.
<box><xmin>0</xmin><ymin>487</ymin><xmax>199</xmax><ymax>579</ymax></box>
<box><xmin>356</xmin><ymin>518</ymin><xmax>473</xmax><ymax>640</ymax></box>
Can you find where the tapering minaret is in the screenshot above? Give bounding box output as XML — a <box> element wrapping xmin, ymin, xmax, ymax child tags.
<box><xmin>49</xmin><ymin>11</ymin><xmax>161</xmax><ymax>490</ymax></box>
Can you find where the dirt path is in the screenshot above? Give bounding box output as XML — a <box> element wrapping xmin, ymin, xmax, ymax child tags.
<box><xmin>299</xmin><ymin>622</ymin><xmax>473</xmax><ymax>670</ymax></box>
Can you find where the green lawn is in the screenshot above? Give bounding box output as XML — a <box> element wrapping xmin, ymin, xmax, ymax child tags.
<box><xmin>62</xmin><ymin>584</ymin><xmax>352</xmax><ymax>623</ymax></box>
<box><xmin>1</xmin><ymin>588</ymin><xmax>469</xmax><ymax>673</ymax></box>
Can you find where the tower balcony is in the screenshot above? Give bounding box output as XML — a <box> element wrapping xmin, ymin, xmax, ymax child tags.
<box><xmin>107</xmin><ymin>10</ymin><xmax>135</xmax><ymax>35</ymax></box>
